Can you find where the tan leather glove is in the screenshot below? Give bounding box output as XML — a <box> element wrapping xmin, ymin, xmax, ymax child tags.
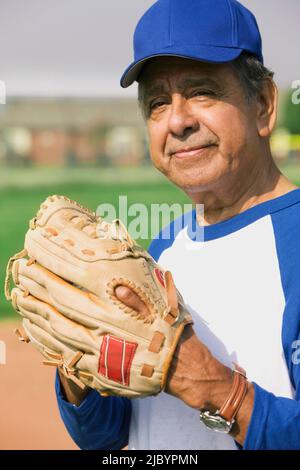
<box><xmin>5</xmin><ymin>195</ymin><xmax>193</xmax><ymax>398</ymax></box>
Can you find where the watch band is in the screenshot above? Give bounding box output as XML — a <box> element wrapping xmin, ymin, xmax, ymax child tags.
<box><xmin>217</xmin><ymin>364</ymin><xmax>248</xmax><ymax>423</ymax></box>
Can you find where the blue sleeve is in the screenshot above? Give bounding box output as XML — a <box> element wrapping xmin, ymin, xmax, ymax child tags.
<box><xmin>55</xmin><ymin>370</ymin><xmax>131</xmax><ymax>450</ymax></box>
<box><xmin>243</xmin><ymin>208</ymin><xmax>300</xmax><ymax>450</ymax></box>
<box><xmin>243</xmin><ymin>299</ymin><xmax>300</xmax><ymax>450</ymax></box>
<box><xmin>243</xmin><ymin>383</ymin><xmax>300</xmax><ymax>450</ymax></box>
<box><xmin>243</xmin><ymin>295</ymin><xmax>300</xmax><ymax>450</ymax></box>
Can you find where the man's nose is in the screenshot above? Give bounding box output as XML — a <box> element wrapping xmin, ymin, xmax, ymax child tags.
<box><xmin>168</xmin><ymin>95</ymin><xmax>199</xmax><ymax>138</ymax></box>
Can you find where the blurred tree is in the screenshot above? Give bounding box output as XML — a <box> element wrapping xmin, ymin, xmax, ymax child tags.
<box><xmin>66</xmin><ymin>126</ymin><xmax>79</xmax><ymax>167</ymax></box>
<box><xmin>89</xmin><ymin>123</ymin><xmax>111</xmax><ymax>167</ymax></box>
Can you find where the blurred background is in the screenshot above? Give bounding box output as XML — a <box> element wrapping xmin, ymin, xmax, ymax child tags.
<box><xmin>0</xmin><ymin>0</ymin><xmax>300</xmax><ymax>449</ymax></box>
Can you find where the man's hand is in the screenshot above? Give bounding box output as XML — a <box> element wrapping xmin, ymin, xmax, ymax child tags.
<box><xmin>58</xmin><ymin>284</ymin><xmax>254</xmax><ymax>445</ymax></box>
<box><xmin>116</xmin><ymin>286</ymin><xmax>254</xmax><ymax>446</ymax></box>
<box><xmin>116</xmin><ymin>286</ymin><xmax>231</xmax><ymax>409</ymax></box>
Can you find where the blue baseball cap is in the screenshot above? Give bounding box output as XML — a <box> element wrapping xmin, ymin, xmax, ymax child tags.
<box><xmin>120</xmin><ymin>0</ymin><xmax>263</xmax><ymax>88</ymax></box>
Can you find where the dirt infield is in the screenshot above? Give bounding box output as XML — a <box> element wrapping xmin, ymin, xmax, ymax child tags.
<box><xmin>0</xmin><ymin>320</ymin><xmax>78</xmax><ymax>449</ymax></box>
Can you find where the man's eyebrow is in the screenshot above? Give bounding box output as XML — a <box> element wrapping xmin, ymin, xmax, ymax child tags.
<box><xmin>144</xmin><ymin>83</ymin><xmax>167</xmax><ymax>100</ymax></box>
<box><xmin>144</xmin><ymin>77</ymin><xmax>223</xmax><ymax>99</ymax></box>
<box><xmin>177</xmin><ymin>77</ymin><xmax>222</xmax><ymax>91</ymax></box>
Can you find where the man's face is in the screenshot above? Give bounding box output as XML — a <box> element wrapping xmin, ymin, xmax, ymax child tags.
<box><xmin>139</xmin><ymin>57</ymin><xmax>261</xmax><ymax>197</ymax></box>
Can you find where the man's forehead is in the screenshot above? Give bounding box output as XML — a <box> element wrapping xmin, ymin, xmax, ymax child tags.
<box><xmin>139</xmin><ymin>56</ymin><xmax>231</xmax><ymax>93</ymax></box>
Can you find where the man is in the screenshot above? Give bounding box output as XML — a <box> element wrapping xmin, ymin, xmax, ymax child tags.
<box><xmin>55</xmin><ymin>0</ymin><xmax>300</xmax><ymax>449</ymax></box>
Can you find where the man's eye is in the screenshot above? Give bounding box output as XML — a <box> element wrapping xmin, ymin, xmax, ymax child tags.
<box><xmin>150</xmin><ymin>100</ymin><xmax>167</xmax><ymax>111</ymax></box>
<box><xmin>191</xmin><ymin>90</ymin><xmax>214</xmax><ymax>98</ymax></box>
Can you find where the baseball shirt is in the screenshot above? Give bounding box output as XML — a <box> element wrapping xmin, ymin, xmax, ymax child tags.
<box><xmin>56</xmin><ymin>188</ymin><xmax>300</xmax><ymax>450</ymax></box>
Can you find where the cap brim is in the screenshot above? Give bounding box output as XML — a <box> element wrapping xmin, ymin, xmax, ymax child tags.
<box><xmin>120</xmin><ymin>46</ymin><xmax>244</xmax><ymax>88</ymax></box>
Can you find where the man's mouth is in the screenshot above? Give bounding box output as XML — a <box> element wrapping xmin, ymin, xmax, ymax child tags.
<box><xmin>171</xmin><ymin>145</ymin><xmax>215</xmax><ymax>159</ymax></box>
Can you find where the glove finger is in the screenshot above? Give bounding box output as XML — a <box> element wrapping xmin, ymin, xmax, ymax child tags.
<box><xmin>11</xmin><ymin>288</ymin><xmax>69</xmax><ymax>356</ymax></box>
<box><xmin>22</xmin><ymin>317</ymin><xmax>93</xmax><ymax>390</ymax></box>
<box><xmin>22</xmin><ymin>317</ymin><xmax>68</xmax><ymax>358</ymax></box>
<box><xmin>11</xmin><ymin>287</ymin><xmax>98</xmax><ymax>354</ymax></box>
<box><xmin>12</xmin><ymin>258</ymin><xmax>110</xmax><ymax>329</ymax></box>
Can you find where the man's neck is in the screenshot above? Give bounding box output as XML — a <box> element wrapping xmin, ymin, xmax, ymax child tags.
<box><xmin>190</xmin><ymin>159</ymin><xmax>298</xmax><ymax>227</ymax></box>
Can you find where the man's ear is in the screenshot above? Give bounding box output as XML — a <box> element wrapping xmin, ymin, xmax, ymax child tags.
<box><xmin>256</xmin><ymin>78</ymin><xmax>278</xmax><ymax>138</ymax></box>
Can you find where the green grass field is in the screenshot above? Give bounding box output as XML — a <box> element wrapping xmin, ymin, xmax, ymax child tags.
<box><xmin>1</xmin><ymin>163</ymin><xmax>300</xmax><ymax>320</ymax></box>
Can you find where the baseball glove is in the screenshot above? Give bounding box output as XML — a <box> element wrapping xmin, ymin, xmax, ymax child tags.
<box><xmin>4</xmin><ymin>195</ymin><xmax>193</xmax><ymax>398</ymax></box>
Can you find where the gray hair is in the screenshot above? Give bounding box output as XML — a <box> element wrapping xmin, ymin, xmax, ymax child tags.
<box><xmin>137</xmin><ymin>51</ymin><xmax>275</xmax><ymax>119</ymax></box>
<box><xmin>230</xmin><ymin>51</ymin><xmax>275</xmax><ymax>101</ymax></box>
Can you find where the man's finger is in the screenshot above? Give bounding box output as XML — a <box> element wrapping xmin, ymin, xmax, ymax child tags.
<box><xmin>114</xmin><ymin>285</ymin><xmax>150</xmax><ymax>316</ymax></box>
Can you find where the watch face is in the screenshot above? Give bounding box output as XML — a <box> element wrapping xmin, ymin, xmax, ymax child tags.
<box><xmin>199</xmin><ymin>411</ymin><xmax>232</xmax><ymax>434</ymax></box>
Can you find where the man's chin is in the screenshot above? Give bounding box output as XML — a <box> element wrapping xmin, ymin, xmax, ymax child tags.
<box><xmin>167</xmin><ymin>170</ymin><xmax>230</xmax><ymax>196</ymax></box>
<box><xmin>165</xmin><ymin>154</ymin><xmax>229</xmax><ymax>191</ymax></box>
<box><xmin>167</xmin><ymin>166</ymin><xmax>216</xmax><ymax>188</ymax></box>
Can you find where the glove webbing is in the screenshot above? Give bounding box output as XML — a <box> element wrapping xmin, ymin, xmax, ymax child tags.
<box><xmin>42</xmin><ymin>350</ymin><xmax>86</xmax><ymax>389</ymax></box>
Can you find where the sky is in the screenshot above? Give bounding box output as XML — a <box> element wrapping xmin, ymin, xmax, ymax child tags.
<box><xmin>0</xmin><ymin>0</ymin><xmax>299</xmax><ymax>97</ymax></box>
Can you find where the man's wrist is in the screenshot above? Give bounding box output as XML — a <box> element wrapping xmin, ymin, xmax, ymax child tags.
<box><xmin>196</xmin><ymin>357</ymin><xmax>254</xmax><ymax>445</ymax></box>
<box><xmin>198</xmin><ymin>357</ymin><xmax>235</xmax><ymax>411</ymax></box>
<box><xmin>165</xmin><ymin>325</ymin><xmax>254</xmax><ymax>445</ymax></box>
